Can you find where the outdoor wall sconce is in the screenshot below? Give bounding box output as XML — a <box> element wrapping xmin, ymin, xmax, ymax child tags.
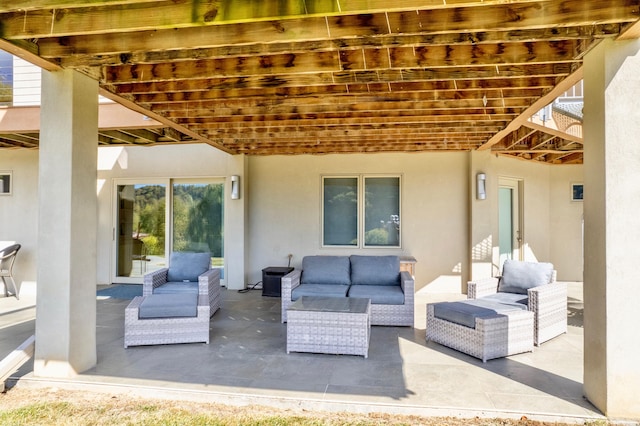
<box><xmin>230</xmin><ymin>175</ymin><xmax>240</xmax><ymax>200</ymax></box>
<box><xmin>476</xmin><ymin>173</ymin><xmax>486</xmax><ymax>200</ymax></box>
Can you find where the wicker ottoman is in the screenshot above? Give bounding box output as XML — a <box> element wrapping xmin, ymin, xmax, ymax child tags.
<box><xmin>287</xmin><ymin>296</ymin><xmax>371</xmax><ymax>358</ymax></box>
<box><xmin>426</xmin><ymin>300</ymin><xmax>534</xmax><ymax>362</ymax></box>
<box><xmin>124</xmin><ymin>294</ymin><xmax>210</xmax><ymax>348</ymax></box>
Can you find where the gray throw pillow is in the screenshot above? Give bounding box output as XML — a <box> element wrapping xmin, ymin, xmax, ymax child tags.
<box><xmin>498</xmin><ymin>260</ymin><xmax>554</xmax><ymax>294</ymax></box>
<box><xmin>167</xmin><ymin>252</ymin><xmax>211</xmax><ymax>282</ymax></box>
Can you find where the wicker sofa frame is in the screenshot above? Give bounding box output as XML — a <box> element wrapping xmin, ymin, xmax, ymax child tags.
<box><xmin>281</xmin><ymin>269</ymin><xmax>414</xmax><ymax>326</ymax></box>
<box><xmin>124</xmin><ymin>294</ymin><xmax>210</xmax><ymax>347</ymax></box>
<box><xmin>467</xmin><ymin>270</ymin><xmax>567</xmax><ymax>346</ymax></box>
<box><xmin>143</xmin><ymin>267</ymin><xmax>221</xmax><ymax>317</ymax></box>
<box><xmin>426</xmin><ymin>303</ymin><xmax>534</xmax><ymax>362</ymax></box>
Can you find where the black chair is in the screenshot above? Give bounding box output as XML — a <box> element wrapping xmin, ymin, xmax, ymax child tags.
<box><xmin>0</xmin><ymin>244</ymin><xmax>21</xmax><ymax>299</ymax></box>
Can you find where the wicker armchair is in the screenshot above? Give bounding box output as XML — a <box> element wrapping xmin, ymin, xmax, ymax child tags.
<box><xmin>143</xmin><ymin>252</ymin><xmax>221</xmax><ymax>317</ymax></box>
<box><xmin>0</xmin><ymin>244</ymin><xmax>21</xmax><ymax>299</ymax></box>
<box><xmin>467</xmin><ymin>260</ymin><xmax>566</xmax><ymax>346</ymax></box>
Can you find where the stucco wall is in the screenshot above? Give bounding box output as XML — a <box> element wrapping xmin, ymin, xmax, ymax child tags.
<box><xmin>0</xmin><ymin>146</ymin><xmax>584</xmax><ymax>291</ymax></box>
<box><xmin>549</xmin><ymin>165</ymin><xmax>584</xmax><ymax>281</ymax></box>
<box><xmin>491</xmin><ymin>156</ymin><xmax>583</xmax><ymax>281</ymax></box>
<box><xmin>247</xmin><ymin>152</ymin><xmax>470</xmax><ymax>292</ymax></box>
<box><xmin>0</xmin><ymin>149</ymin><xmax>39</xmax><ymax>287</ymax></box>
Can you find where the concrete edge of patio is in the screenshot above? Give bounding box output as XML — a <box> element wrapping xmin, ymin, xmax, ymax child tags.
<box><xmin>7</xmin><ymin>374</ymin><xmax>610</xmax><ymax>425</ymax></box>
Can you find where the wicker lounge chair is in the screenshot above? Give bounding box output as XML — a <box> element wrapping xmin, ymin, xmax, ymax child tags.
<box><xmin>143</xmin><ymin>251</ymin><xmax>221</xmax><ymax>317</ymax></box>
<box><xmin>0</xmin><ymin>244</ymin><xmax>21</xmax><ymax>299</ymax></box>
<box><xmin>467</xmin><ymin>260</ymin><xmax>567</xmax><ymax>346</ymax></box>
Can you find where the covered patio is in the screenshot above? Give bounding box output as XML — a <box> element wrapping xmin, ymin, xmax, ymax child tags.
<box><xmin>1</xmin><ymin>1</ymin><xmax>640</xmax><ymax>420</ymax></box>
<box><xmin>2</xmin><ymin>281</ymin><xmax>595</xmax><ymax>422</ymax></box>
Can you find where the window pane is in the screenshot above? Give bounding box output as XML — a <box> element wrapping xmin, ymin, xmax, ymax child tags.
<box><xmin>364</xmin><ymin>177</ymin><xmax>400</xmax><ymax>247</ymax></box>
<box><xmin>172</xmin><ymin>183</ymin><xmax>224</xmax><ymax>270</ymax></box>
<box><xmin>323</xmin><ymin>177</ymin><xmax>358</xmax><ymax>246</ymax></box>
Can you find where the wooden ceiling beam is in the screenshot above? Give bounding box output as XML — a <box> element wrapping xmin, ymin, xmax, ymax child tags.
<box><xmin>168</xmin><ymin>111</ymin><xmax>517</xmax><ymax>124</ymax></box>
<box><xmin>44</xmin><ymin>24</ymin><xmax>622</xmax><ymax>69</ymax></box>
<box><xmin>479</xmin><ymin>66</ymin><xmax>584</xmax><ymax>150</ymax></box>
<box><xmin>194</xmin><ymin>123</ymin><xmax>506</xmax><ymax>134</ymax></box>
<box><xmin>6</xmin><ymin>1</ymin><xmax>635</xmax><ymax>41</ymax></box>
<box><xmin>99</xmin><ymin>41</ymin><xmax>582</xmax><ymax>84</ymax></box>
<box><xmin>186</xmin><ymin>116</ymin><xmax>512</xmax><ymax>128</ymax></box>
<box><xmin>0</xmin><ymin>1</ymin><xmax>164</xmax><ymax>13</ymax></box>
<box><xmin>112</xmin><ymin>75</ymin><xmax>560</xmax><ymax>98</ymax></box>
<box><xmin>159</xmin><ymin>103</ymin><xmax>525</xmax><ymax>119</ymax></box>
<box><xmin>100</xmin><ymin>63</ymin><xmax>574</xmax><ymax>92</ymax></box>
<box><xmin>130</xmin><ymin>87</ymin><xmax>546</xmax><ymax>106</ymax></box>
<box><xmin>198</xmin><ymin>127</ymin><xmax>501</xmax><ymax>139</ymax></box>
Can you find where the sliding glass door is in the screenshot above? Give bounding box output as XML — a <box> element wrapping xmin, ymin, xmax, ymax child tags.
<box><xmin>114</xmin><ymin>179</ymin><xmax>224</xmax><ymax>284</ymax></box>
<box><xmin>172</xmin><ymin>181</ymin><xmax>224</xmax><ymax>274</ymax></box>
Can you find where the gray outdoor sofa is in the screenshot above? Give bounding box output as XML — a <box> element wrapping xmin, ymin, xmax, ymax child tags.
<box><xmin>281</xmin><ymin>255</ymin><xmax>414</xmax><ymax>326</ymax></box>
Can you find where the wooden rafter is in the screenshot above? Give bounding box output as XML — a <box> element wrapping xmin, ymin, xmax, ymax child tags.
<box><xmin>1</xmin><ymin>0</ymin><xmax>639</xmax><ymax>163</ymax></box>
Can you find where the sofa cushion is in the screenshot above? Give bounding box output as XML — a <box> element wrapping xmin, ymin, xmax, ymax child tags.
<box><xmin>167</xmin><ymin>252</ymin><xmax>211</xmax><ymax>282</ymax></box>
<box><xmin>498</xmin><ymin>260</ymin><xmax>554</xmax><ymax>294</ymax></box>
<box><xmin>291</xmin><ymin>284</ymin><xmax>349</xmax><ymax>301</ymax></box>
<box><xmin>433</xmin><ymin>299</ymin><xmax>525</xmax><ymax>329</ymax></box>
<box><xmin>153</xmin><ymin>281</ymin><xmax>199</xmax><ymax>295</ymax></box>
<box><xmin>300</xmin><ymin>256</ymin><xmax>351</xmax><ymax>285</ymax></box>
<box><xmin>348</xmin><ymin>284</ymin><xmax>404</xmax><ymax>305</ymax></box>
<box><xmin>350</xmin><ymin>255</ymin><xmax>400</xmax><ymax>286</ymax></box>
<box><xmin>139</xmin><ymin>293</ymin><xmax>198</xmax><ymax>319</ymax></box>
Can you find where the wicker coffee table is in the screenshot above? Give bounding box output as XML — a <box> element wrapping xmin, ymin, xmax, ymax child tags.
<box><xmin>286</xmin><ymin>296</ymin><xmax>371</xmax><ymax>358</ymax></box>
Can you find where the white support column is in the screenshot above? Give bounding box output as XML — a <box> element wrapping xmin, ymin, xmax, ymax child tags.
<box><xmin>583</xmin><ymin>38</ymin><xmax>640</xmax><ymax>418</ymax></box>
<box><xmin>34</xmin><ymin>69</ymin><xmax>98</xmax><ymax>377</ymax></box>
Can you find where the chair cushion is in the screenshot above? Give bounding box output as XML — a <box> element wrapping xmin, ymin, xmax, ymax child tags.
<box><xmin>139</xmin><ymin>293</ymin><xmax>198</xmax><ymax>319</ymax></box>
<box><xmin>291</xmin><ymin>284</ymin><xmax>349</xmax><ymax>301</ymax></box>
<box><xmin>153</xmin><ymin>281</ymin><xmax>199</xmax><ymax>295</ymax></box>
<box><xmin>167</xmin><ymin>252</ymin><xmax>211</xmax><ymax>282</ymax></box>
<box><xmin>300</xmin><ymin>256</ymin><xmax>351</xmax><ymax>285</ymax></box>
<box><xmin>433</xmin><ymin>299</ymin><xmax>526</xmax><ymax>329</ymax></box>
<box><xmin>350</xmin><ymin>255</ymin><xmax>400</xmax><ymax>286</ymax></box>
<box><xmin>481</xmin><ymin>292</ymin><xmax>529</xmax><ymax>308</ymax></box>
<box><xmin>498</xmin><ymin>260</ymin><xmax>554</xmax><ymax>295</ymax></box>
<box><xmin>348</xmin><ymin>284</ymin><xmax>404</xmax><ymax>305</ymax></box>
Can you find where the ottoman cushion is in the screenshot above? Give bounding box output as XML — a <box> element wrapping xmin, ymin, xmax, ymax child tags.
<box><xmin>433</xmin><ymin>299</ymin><xmax>526</xmax><ymax>329</ymax></box>
<box><xmin>139</xmin><ymin>293</ymin><xmax>198</xmax><ymax>319</ymax></box>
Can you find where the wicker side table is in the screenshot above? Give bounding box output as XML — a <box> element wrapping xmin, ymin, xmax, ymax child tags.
<box><xmin>287</xmin><ymin>297</ymin><xmax>371</xmax><ymax>358</ymax></box>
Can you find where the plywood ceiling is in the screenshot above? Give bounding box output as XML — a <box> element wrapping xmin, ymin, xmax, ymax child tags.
<box><xmin>1</xmin><ymin>0</ymin><xmax>639</xmax><ymax>163</ymax></box>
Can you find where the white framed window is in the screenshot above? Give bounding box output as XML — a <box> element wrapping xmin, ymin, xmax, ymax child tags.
<box><xmin>0</xmin><ymin>171</ymin><xmax>11</xmax><ymax>195</ymax></box>
<box><xmin>322</xmin><ymin>175</ymin><xmax>401</xmax><ymax>248</ymax></box>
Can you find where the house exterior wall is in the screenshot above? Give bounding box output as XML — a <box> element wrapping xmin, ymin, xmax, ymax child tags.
<box><xmin>0</xmin><ymin>145</ymin><xmax>583</xmax><ymax>293</ymax></box>
<box><xmin>246</xmin><ymin>152</ymin><xmax>469</xmax><ymax>292</ymax></box>
<box><xmin>12</xmin><ymin>56</ymin><xmax>41</xmax><ymax>106</ymax></box>
<box><xmin>0</xmin><ymin>149</ymin><xmax>39</xmax><ymax>287</ymax></box>
<box><xmin>95</xmin><ymin>144</ymin><xmax>245</xmax><ymax>287</ymax></box>
<box><xmin>550</xmin><ymin>165</ymin><xmax>584</xmax><ymax>281</ymax></box>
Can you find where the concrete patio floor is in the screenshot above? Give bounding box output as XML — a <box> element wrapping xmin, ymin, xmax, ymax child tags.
<box><xmin>0</xmin><ymin>281</ymin><xmax>603</xmax><ymax>423</ymax></box>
